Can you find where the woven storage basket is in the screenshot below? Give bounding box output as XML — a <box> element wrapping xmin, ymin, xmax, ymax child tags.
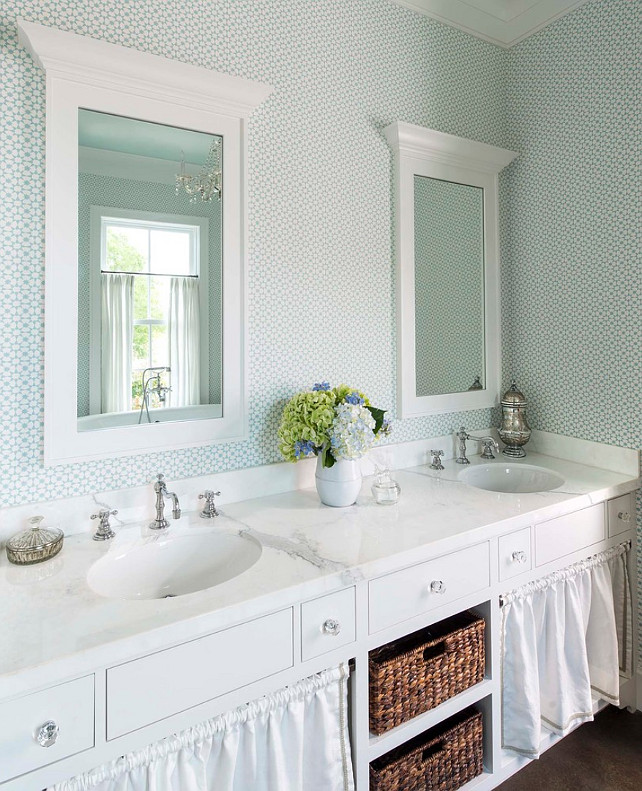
<box><xmin>370</xmin><ymin>707</ymin><xmax>483</xmax><ymax>791</ymax></box>
<box><xmin>369</xmin><ymin>611</ymin><xmax>485</xmax><ymax>735</ymax></box>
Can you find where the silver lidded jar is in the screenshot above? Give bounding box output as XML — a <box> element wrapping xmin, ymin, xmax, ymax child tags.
<box><xmin>6</xmin><ymin>516</ymin><xmax>64</xmax><ymax>565</ymax></box>
<box><xmin>498</xmin><ymin>381</ymin><xmax>531</xmax><ymax>458</ymax></box>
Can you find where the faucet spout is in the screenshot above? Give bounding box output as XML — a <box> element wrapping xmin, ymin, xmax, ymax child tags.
<box><xmin>149</xmin><ymin>474</ymin><xmax>181</xmax><ymax>530</ymax></box>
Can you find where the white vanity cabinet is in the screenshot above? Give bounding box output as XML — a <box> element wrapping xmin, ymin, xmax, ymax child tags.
<box><xmin>107</xmin><ymin>609</ymin><xmax>294</xmax><ymax>739</ymax></box>
<box><xmin>368</xmin><ymin>543</ymin><xmax>490</xmax><ymax>633</ymax></box>
<box><xmin>0</xmin><ymin>490</ymin><xmax>637</xmax><ymax>791</ymax></box>
<box><xmin>535</xmin><ymin>503</ymin><xmax>606</xmax><ymax>566</ymax></box>
<box><xmin>0</xmin><ymin>675</ymin><xmax>94</xmax><ymax>783</ymax></box>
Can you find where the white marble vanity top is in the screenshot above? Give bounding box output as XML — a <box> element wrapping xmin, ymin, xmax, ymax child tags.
<box><xmin>0</xmin><ymin>449</ymin><xmax>638</xmax><ymax>697</ymax></box>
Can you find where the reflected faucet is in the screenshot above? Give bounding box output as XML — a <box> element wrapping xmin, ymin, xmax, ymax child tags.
<box><xmin>138</xmin><ymin>367</ymin><xmax>171</xmax><ymax>424</ymax></box>
<box><xmin>150</xmin><ymin>473</ymin><xmax>181</xmax><ymax>530</ymax></box>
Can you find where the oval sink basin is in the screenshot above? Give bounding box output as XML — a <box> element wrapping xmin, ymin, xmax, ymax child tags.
<box><xmin>459</xmin><ymin>463</ymin><xmax>564</xmax><ymax>494</ymax></box>
<box><xmin>87</xmin><ymin>529</ymin><xmax>262</xmax><ymax>600</ymax></box>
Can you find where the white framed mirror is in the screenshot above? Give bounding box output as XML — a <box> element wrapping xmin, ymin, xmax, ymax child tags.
<box><xmin>18</xmin><ymin>20</ymin><xmax>273</xmax><ymax>465</ymax></box>
<box><xmin>384</xmin><ymin>122</ymin><xmax>517</xmax><ymax>418</ymax></box>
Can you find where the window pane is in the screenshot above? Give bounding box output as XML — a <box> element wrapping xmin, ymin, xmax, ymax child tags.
<box><xmin>150</xmin><ymin>275</ymin><xmax>170</xmax><ymax>321</ymax></box>
<box><xmin>151</xmin><ymin>324</ymin><xmax>169</xmax><ymax>368</ymax></box>
<box><xmin>132</xmin><ymin>325</ymin><xmax>149</xmax><ymax>371</ymax></box>
<box><xmin>105</xmin><ymin>225</ymin><xmax>148</xmax><ymax>272</ymax></box>
<box><xmin>133</xmin><ymin>275</ymin><xmax>150</xmax><ymax>321</ymax></box>
<box><xmin>150</xmin><ymin>229</ymin><xmax>193</xmax><ymax>275</ymax></box>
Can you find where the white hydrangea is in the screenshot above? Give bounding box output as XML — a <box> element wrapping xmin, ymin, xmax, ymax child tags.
<box><xmin>329</xmin><ymin>403</ymin><xmax>376</xmax><ymax>460</ymax></box>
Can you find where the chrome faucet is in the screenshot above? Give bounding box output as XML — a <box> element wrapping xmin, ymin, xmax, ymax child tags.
<box><xmin>455</xmin><ymin>427</ymin><xmax>473</xmax><ymax>464</ymax></box>
<box><xmin>150</xmin><ymin>473</ymin><xmax>181</xmax><ymax>530</ymax></box>
<box><xmin>455</xmin><ymin>427</ymin><xmax>499</xmax><ymax>464</ymax></box>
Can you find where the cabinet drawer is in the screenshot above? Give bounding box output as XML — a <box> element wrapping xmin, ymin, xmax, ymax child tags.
<box><xmin>368</xmin><ymin>543</ymin><xmax>490</xmax><ymax>633</ymax></box>
<box><xmin>0</xmin><ymin>675</ymin><xmax>94</xmax><ymax>783</ymax></box>
<box><xmin>535</xmin><ymin>504</ymin><xmax>605</xmax><ymax>567</ymax></box>
<box><xmin>107</xmin><ymin>608</ymin><xmax>293</xmax><ymax>739</ymax></box>
<box><xmin>498</xmin><ymin>527</ymin><xmax>532</xmax><ymax>582</ymax></box>
<box><xmin>301</xmin><ymin>587</ymin><xmax>355</xmax><ymax>662</ymax></box>
<box><xmin>607</xmin><ymin>494</ymin><xmax>635</xmax><ymax>538</ymax></box>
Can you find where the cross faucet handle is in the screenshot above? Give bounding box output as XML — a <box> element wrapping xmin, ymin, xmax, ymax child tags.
<box><xmin>199</xmin><ymin>490</ymin><xmax>221</xmax><ymax>518</ymax></box>
<box><xmin>430</xmin><ymin>450</ymin><xmax>445</xmax><ymax>470</ymax></box>
<box><xmin>90</xmin><ymin>508</ymin><xmax>118</xmax><ymax>541</ymax></box>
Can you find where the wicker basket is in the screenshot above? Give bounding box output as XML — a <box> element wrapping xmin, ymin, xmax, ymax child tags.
<box><xmin>370</xmin><ymin>707</ymin><xmax>484</xmax><ymax>791</ymax></box>
<box><xmin>369</xmin><ymin>611</ymin><xmax>485</xmax><ymax>735</ymax></box>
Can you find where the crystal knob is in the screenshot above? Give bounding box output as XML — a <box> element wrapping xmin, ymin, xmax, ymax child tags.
<box><xmin>618</xmin><ymin>511</ymin><xmax>631</xmax><ymax>523</ymax></box>
<box><xmin>36</xmin><ymin>720</ymin><xmax>59</xmax><ymax>748</ymax></box>
<box><xmin>322</xmin><ymin>619</ymin><xmax>341</xmax><ymax>636</ymax></box>
<box><xmin>430</xmin><ymin>580</ymin><xmax>446</xmax><ymax>594</ymax></box>
<box><xmin>512</xmin><ymin>550</ymin><xmax>527</xmax><ymax>564</ymax></box>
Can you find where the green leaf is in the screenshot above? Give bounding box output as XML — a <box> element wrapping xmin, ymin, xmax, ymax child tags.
<box><xmin>366</xmin><ymin>406</ymin><xmax>386</xmax><ymax>434</ymax></box>
<box><xmin>321</xmin><ymin>445</ymin><xmax>336</xmax><ymax>468</ymax></box>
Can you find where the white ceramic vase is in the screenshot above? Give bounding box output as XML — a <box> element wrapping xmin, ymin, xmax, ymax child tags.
<box><xmin>315</xmin><ymin>456</ymin><xmax>362</xmax><ymax>507</ymax></box>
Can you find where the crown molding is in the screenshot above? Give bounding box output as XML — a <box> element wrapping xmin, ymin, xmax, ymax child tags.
<box><xmin>17</xmin><ymin>19</ymin><xmax>273</xmax><ymax>117</ymax></box>
<box><xmin>384</xmin><ymin>122</ymin><xmax>518</xmax><ymax>174</ymax></box>
<box><xmin>392</xmin><ymin>0</ymin><xmax>591</xmax><ymax>48</ymax></box>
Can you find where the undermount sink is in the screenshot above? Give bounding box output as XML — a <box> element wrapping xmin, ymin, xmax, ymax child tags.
<box><xmin>87</xmin><ymin>528</ymin><xmax>262</xmax><ymax>600</ymax></box>
<box><xmin>459</xmin><ymin>463</ymin><xmax>565</xmax><ymax>494</ymax></box>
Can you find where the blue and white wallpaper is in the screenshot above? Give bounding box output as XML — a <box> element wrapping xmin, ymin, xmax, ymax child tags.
<box><xmin>500</xmin><ymin>0</ymin><xmax>641</xmax><ymax>658</ymax></box>
<box><xmin>0</xmin><ymin>0</ymin><xmax>507</xmax><ymax>507</ymax></box>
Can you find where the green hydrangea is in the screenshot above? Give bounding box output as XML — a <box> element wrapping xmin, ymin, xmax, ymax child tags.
<box><xmin>332</xmin><ymin>384</ymin><xmax>370</xmax><ymax>406</ymax></box>
<box><xmin>278</xmin><ymin>390</ymin><xmax>337</xmax><ymax>462</ymax></box>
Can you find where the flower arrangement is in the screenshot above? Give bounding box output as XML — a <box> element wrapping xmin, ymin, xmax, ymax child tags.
<box><xmin>278</xmin><ymin>382</ymin><xmax>390</xmax><ymax>468</ymax></box>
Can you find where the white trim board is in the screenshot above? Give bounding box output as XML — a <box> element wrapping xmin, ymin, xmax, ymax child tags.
<box><xmin>391</xmin><ymin>0</ymin><xmax>591</xmax><ymax>48</ymax></box>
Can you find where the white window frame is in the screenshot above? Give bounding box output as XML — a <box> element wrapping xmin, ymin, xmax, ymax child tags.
<box><xmin>88</xmin><ymin>208</ymin><xmax>211</xmax><ymax>414</ymax></box>
<box><xmin>18</xmin><ymin>19</ymin><xmax>273</xmax><ymax>464</ymax></box>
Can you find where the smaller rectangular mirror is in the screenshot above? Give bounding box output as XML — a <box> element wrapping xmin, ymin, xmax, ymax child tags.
<box><xmin>414</xmin><ymin>175</ymin><xmax>485</xmax><ymax>398</ymax></box>
<box><xmin>385</xmin><ymin>122</ymin><xmax>517</xmax><ymax>418</ymax></box>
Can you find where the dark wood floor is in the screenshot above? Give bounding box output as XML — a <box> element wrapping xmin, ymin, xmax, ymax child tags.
<box><xmin>497</xmin><ymin>707</ymin><xmax>642</xmax><ymax>791</ymax></box>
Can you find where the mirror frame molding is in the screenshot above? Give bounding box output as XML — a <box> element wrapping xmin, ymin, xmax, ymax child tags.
<box><xmin>18</xmin><ymin>20</ymin><xmax>273</xmax><ymax>465</ymax></box>
<box><xmin>384</xmin><ymin>122</ymin><xmax>517</xmax><ymax>418</ymax></box>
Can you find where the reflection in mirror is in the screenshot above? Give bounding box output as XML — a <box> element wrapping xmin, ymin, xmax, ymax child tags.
<box><xmin>414</xmin><ymin>176</ymin><xmax>485</xmax><ymax>398</ymax></box>
<box><xmin>76</xmin><ymin>110</ymin><xmax>222</xmax><ymax>431</ymax></box>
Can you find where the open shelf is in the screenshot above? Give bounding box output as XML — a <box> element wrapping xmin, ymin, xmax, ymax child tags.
<box><xmin>368</xmin><ymin>678</ymin><xmax>496</xmax><ymax>761</ymax></box>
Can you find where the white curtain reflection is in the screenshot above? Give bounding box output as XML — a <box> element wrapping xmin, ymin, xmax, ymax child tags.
<box><xmin>169</xmin><ymin>276</ymin><xmax>200</xmax><ymax>408</ymax></box>
<box><xmin>101</xmin><ymin>273</ymin><xmax>133</xmax><ymax>413</ymax></box>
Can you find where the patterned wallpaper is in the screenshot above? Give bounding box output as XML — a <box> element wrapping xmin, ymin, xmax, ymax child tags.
<box><xmin>414</xmin><ymin>175</ymin><xmax>485</xmax><ymax>397</ymax></box>
<box><xmin>499</xmin><ymin>0</ymin><xmax>641</xmax><ymax>659</ymax></box>
<box><xmin>77</xmin><ymin>172</ymin><xmax>223</xmax><ymax>417</ymax></box>
<box><xmin>0</xmin><ymin>0</ymin><xmax>508</xmax><ymax>507</ymax></box>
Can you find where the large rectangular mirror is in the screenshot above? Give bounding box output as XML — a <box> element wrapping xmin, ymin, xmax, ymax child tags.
<box><xmin>18</xmin><ymin>19</ymin><xmax>273</xmax><ymax>464</ymax></box>
<box><xmin>77</xmin><ymin>110</ymin><xmax>222</xmax><ymax>431</ymax></box>
<box><xmin>385</xmin><ymin>122</ymin><xmax>517</xmax><ymax>418</ymax></box>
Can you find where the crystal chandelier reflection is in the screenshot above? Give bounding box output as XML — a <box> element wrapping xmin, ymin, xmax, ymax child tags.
<box><xmin>175</xmin><ymin>137</ymin><xmax>222</xmax><ymax>202</ymax></box>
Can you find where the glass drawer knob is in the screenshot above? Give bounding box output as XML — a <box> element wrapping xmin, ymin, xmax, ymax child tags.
<box><xmin>618</xmin><ymin>511</ymin><xmax>631</xmax><ymax>522</ymax></box>
<box><xmin>512</xmin><ymin>551</ymin><xmax>527</xmax><ymax>564</ymax></box>
<box><xmin>430</xmin><ymin>580</ymin><xmax>446</xmax><ymax>594</ymax></box>
<box><xmin>322</xmin><ymin>619</ymin><xmax>341</xmax><ymax>636</ymax></box>
<box><xmin>36</xmin><ymin>720</ymin><xmax>59</xmax><ymax>748</ymax></box>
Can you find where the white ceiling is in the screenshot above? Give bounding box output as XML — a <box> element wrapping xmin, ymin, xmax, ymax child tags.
<box><xmin>391</xmin><ymin>0</ymin><xmax>591</xmax><ymax>47</ymax></box>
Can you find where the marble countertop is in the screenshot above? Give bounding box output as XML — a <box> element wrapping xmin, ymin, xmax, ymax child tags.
<box><xmin>0</xmin><ymin>450</ymin><xmax>638</xmax><ymax>697</ymax></box>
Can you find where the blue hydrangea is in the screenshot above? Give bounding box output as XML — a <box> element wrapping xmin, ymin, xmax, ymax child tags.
<box><xmin>344</xmin><ymin>390</ymin><xmax>365</xmax><ymax>405</ymax></box>
<box><xmin>329</xmin><ymin>403</ymin><xmax>376</xmax><ymax>460</ymax></box>
<box><xmin>312</xmin><ymin>381</ymin><xmax>331</xmax><ymax>391</ymax></box>
<box><xmin>294</xmin><ymin>439</ymin><xmax>317</xmax><ymax>459</ymax></box>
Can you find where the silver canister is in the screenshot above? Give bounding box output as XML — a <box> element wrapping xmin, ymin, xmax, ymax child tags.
<box><xmin>6</xmin><ymin>516</ymin><xmax>64</xmax><ymax>565</ymax></box>
<box><xmin>498</xmin><ymin>382</ymin><xmax>531</xmax><ymax>458</ymax></box>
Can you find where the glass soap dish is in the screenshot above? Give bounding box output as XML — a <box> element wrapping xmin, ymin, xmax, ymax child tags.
<box><xmin>6</xmin><ymin>516</ymin><xmax>64</xmax><ymax>565</ymax></box>
<box><xmin>371</xmin><ymin>469</ymin><xmax>401</xmax><ymax>505</ymax></box>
